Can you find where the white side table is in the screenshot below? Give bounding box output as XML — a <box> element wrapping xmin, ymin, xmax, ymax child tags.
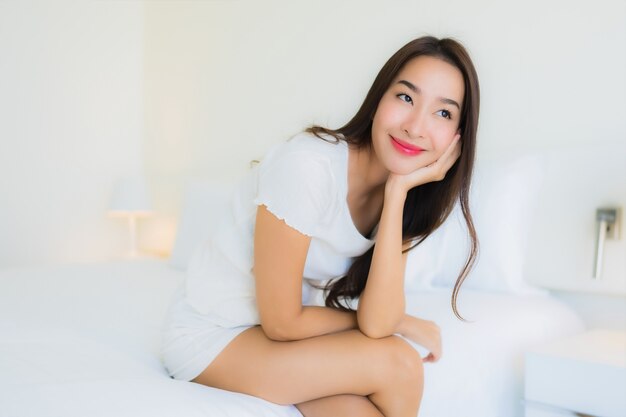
<box><xmin>524</xmin><ymin>329</ymin><xmax>626</xmax><ymax>417</ymax></box>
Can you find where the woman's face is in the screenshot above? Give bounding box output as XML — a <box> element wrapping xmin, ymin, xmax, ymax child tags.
<box><xmin>371</xmin><ymin>55</ymin><xmax>465</xmax><ymax>176</ymax></box>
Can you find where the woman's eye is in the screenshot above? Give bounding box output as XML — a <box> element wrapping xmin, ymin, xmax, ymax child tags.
<box><xmin>436</xmin><ymin>109</ymin><xmax>452</xmax><ymax>119</ymax></box>
<box><xmin>397</xmin><ymin>93</ymin><xmax>413</xmax><ymax>104</ymax></box>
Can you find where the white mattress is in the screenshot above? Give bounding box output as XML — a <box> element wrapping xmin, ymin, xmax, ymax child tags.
<box><xmin>0</xmin><ymin>260</ymin><xmax>584</xmax><ymax>417</ymax></box>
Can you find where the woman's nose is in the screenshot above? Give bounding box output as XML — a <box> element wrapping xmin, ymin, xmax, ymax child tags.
<box><xmin>401</xmin><ymin>110</ymin><xmax>427</xmax><ymax>139</ymax></box>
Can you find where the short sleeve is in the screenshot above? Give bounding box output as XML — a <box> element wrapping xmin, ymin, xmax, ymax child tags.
<box><xmin>253</xmin><ymin>148</ymin><xmax>335</xmax><ymax>237</ymax></box>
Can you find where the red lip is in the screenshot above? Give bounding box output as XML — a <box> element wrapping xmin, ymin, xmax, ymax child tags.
<box><xmin>390</xmin><ymin>136</ymin><xmax>423</xmax><ymax>156</ymax></box>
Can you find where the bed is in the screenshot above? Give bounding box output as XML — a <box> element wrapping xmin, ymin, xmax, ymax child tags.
<box><xmin>0</xmin><ymin>150</ymin><xmax>587</xmax><ymax>417</ymax></box>
<box><xmin>0</xmin><ymin>259</ymin><xmax>583</xmax><ymax>417</ymax></box>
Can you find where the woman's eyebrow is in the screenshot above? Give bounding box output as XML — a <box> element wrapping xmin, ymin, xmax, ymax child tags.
<box><xmin>397</xmin><ymin>80</ymin><xmax>461</xmax><ymax>110</ymax></box>
<box><xmin>440</xmin><ymin>97</ymin><xmax>461</xmax><ymax>110</ymax></box>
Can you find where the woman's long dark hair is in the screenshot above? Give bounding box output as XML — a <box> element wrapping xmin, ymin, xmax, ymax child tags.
<box><xmin>306</xmin><ymin>36</ymin><xmax>480</xmax><ymax>320</ymax></box>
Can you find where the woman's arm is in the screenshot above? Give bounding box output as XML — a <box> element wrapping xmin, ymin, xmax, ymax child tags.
<box><xmin>356</xmin><ymin>187</ymin><xmax>408</xmax><ymax>339</ymax></box>
<box><xmin>397</xmin><ymin>313</ymin><xmax>442</xmax><ymax>362</ymax></box>
<box><xmin>254</xmin><ymin>205</ymin><xmax>358</xmax><ymax>342</ymax></box>
<box><xmin>357</xmin><ymin>135</ymin><xmax>462</xmax><ymax>339</ymax></box>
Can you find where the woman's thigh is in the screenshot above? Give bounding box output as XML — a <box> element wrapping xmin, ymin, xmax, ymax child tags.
<box><xmin>192</xmin><ymin>326</ymin><xmax>422</xmax><ymax>405</ymax></box>
<box><xmin>296</xmin><ymin>394</ymin><xmax>383</xmax><ymax>417</ymax></box>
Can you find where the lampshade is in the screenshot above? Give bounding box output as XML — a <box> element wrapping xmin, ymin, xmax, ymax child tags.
<box><xmin>108</xmin><ymin>176</ymin><xmax>153</xmax><ymax>217</ymax></box>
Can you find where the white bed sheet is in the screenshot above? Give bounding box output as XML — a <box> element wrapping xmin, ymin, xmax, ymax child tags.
<box><xmin>404</xmin><ymin>288</ymin><xmax>585</xmax><ymax>416</ymax></box>
<box><xmin>0</xmin><ymin>260</ymin><xmax>584</xmax><ymax>417</ymax></box>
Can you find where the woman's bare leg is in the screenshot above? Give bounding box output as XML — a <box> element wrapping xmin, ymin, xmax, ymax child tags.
<box><xmin>192</xmin><ymin>327</ymin><xmax>423</xmax><ymax>417</ymax></box>
<box><xmin>296</xmin><ymin>394</ymin><xmax>384</xmax><ymax>417</ymax></box>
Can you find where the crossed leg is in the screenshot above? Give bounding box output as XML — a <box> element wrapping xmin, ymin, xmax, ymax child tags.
<box><xmin>296</xmin><ymin>394</ymin><xmax>384</xmax><ymax>417</ymax></box>
<box><xmin>192</xmin><ymin>327</ymin><xmax>423</xmax><ymax>417</ymax></box>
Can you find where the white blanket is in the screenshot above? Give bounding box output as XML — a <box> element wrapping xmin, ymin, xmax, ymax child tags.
<box><xmin>0</xmin><ymin>260</ymin><xmax>584</xmax><ymax>417</ymax></box>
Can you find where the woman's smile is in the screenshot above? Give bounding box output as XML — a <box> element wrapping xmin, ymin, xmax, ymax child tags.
<box><xmin>390</xmin><ymin>135</ymin><xmax>424</xmax><ymax>156</ymax></box>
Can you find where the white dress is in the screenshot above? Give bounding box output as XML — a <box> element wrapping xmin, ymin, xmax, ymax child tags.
<box><xmin>161</xmin><ymin>132</ymin><xmax>376</xmax><ymax>381</ymax></box>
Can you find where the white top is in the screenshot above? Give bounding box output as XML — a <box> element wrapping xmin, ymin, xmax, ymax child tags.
<box><xmin>184</xmin><ymin>132</ymin><xmax>376</xmax><ymax>328</ymax></box>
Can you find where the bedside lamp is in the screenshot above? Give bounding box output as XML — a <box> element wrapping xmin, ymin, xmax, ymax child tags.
<box><xmin>108</xmin><ymin>177</ymin><xmax>153</xmax><ymax>258</ymax></box>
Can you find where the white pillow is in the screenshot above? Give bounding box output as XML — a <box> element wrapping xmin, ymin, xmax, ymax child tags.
<box><xmin>169</xmin><ymin>179</ymin><xmax>235</xmax><ymax>271</ymax></box>
<box><xmin>405</xmin><ymin>152</ymin><xmax>548</xmax><ymax>294</ymax></box>
<box><xmin>403</xmin><ymin>223</ymin><xmax>448</xmax><ymax>291</ymax></box>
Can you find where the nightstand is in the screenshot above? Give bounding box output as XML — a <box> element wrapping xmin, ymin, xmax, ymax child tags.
<box><xmin>524</xmin><ymin>329</ymin><xmax>626</xmax><ymax>417</ymax></box>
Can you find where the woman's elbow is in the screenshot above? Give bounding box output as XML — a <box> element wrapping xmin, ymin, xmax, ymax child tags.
<box><xmin>357</xmin><ymin>314</ymin><xmax>400</xmax><ymax>339</ymax></box>
<box><xmin>260</xmin><ymin>320</ymin><xmax>297</xmax><ymax>342</ymax></box>
<box><xmin>358</xmin><ymin>323</ymin><xmax>395</xmax><ymax>339</ymax></box>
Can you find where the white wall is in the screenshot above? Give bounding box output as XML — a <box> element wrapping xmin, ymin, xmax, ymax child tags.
<box><xmin>0</xmin><ymin>0</ymin><xmax>145</xmax><ymax>267</ymax></box>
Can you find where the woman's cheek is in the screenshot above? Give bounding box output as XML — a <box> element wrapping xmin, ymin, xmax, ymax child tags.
<box><xmin>431</xmin><ymin>143</ymin><xmax>447</xmax><ymax>160</ymax></box>
<box><xmin>434</xmin><ymin>131</ymin><xmax>456</xmax><ymax>153</ymax></box>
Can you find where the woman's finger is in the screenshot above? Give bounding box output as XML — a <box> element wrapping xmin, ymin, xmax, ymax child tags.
<box><xmin>435</xmin><ymin>135</ymin><xmax>461</xmax><ymax>175</ymax></box>
<box><xmin>442</xmin><ymin>134</ymin><xmax>462</xmax><ymax>165</ymax></box>
<box><xmin>423</xmin><ymin>353</ymin><xmax>434</xmax><ymax>363</ymax></box>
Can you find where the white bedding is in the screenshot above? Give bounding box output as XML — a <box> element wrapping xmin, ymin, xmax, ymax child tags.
<box><xmin>0</xmin><ymin>260</ymin><xmax>584</xmax><ymax>417</ymax></box>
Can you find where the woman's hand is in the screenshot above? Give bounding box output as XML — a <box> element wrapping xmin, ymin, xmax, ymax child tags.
<box><xmin>387</xmin><ymin>134</ymin><xmax>462</xmax><ymax>195</ymax></box>
<box><xmin>396</xmin><ymin>314</ymin><xmax>442</xmax><ymax>363</ymax></box>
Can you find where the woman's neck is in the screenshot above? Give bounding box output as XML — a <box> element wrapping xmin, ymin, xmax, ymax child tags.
<box><xmin>346</xmin><ymin>143</ymin><xmax>388</xmax><ymax>237</ymax></box>
<box><xmin>348</xmin><ymin>144</ymin><xmax>388</xmax><ymax>197</ymax></box>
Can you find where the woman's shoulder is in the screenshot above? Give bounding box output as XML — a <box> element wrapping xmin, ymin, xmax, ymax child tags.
<box><xmin>281</xmin><ymin>130</ymin><xmax>346</xmax><ymax>160</ymax></box>
<box><xmin>256</xmin><ymin>130</ymin><xmax>347</xmax><ymax>188</ymax></box>
<box><xmin>253</xmin><ymin>131</ymin><xmax>345</xmax><ymax>234</ymax></box>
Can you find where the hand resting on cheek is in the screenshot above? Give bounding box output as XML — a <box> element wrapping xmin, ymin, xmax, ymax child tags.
<box><xmin>386</xmin><ymin>134</ymin><xmax>462</xmax><ymax>195</ymax></box>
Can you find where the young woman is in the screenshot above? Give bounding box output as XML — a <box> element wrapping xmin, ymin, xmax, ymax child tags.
<box><xmin>162</xmin><ymin>36</ymin><xmax>479</xmax><ymax>417</ymax></box>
